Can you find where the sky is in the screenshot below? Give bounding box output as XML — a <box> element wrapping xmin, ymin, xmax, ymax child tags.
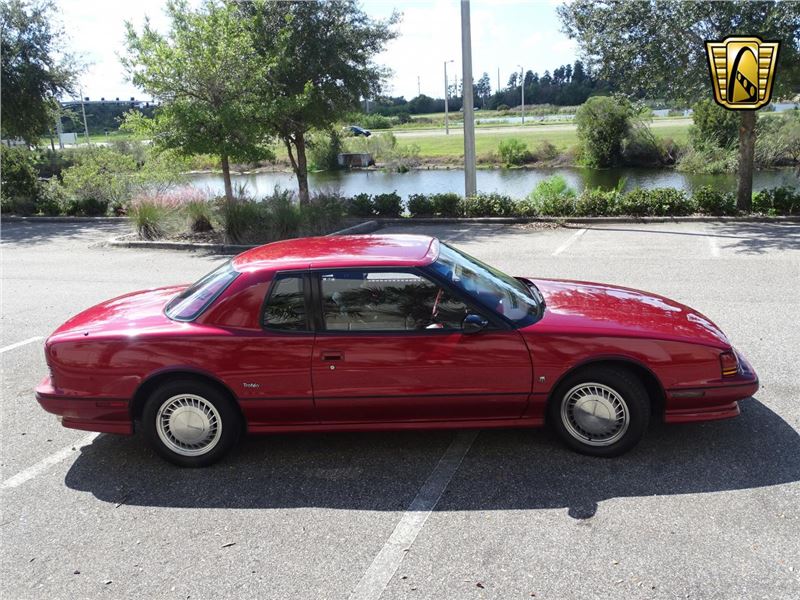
<box><xmin>55</xmin><ymin>0</ymin><xmax>577</xmax><ymax>102</ymax></box>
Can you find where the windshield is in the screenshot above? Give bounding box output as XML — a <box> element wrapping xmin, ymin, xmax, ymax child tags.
<box><xmin>165</xmin><ymin>261</ymin><xmax>239</xmax><ymax>321</ymax></box>
<box><xmin>428</xmin><ymin>244</ymin><xmax>542</xmax><ymax>327</ymax></box>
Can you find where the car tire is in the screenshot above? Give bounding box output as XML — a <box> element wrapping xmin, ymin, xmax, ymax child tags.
<box><xmin>549</xmin><ymin>366</ymin><xmax>650</xmax><ymax>458</ymax></box>
<box><xmin>142</xmin><ymin>379</ymin><xmax>241</xmax><ymax>467</ymax></box>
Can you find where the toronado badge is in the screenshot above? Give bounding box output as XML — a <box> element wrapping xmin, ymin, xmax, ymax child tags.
<box><xmin>705</xmin><ymin>36</ymin><xmax>780</xmax><ymax>110</ymax></box>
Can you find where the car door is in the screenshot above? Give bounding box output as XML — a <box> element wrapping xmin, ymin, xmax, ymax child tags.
<box><xmin>310</xmin><ymin>268</ymin><xmax>532</xmax><ymax>423</ymax></box>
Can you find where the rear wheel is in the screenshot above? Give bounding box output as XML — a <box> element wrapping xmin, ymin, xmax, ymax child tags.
<box><xmin>142</xmin><ymin>379</ymin><xmax>241</xmax><ymax>467</ymax></box>
<box><xmin>549</xmin><ymin>366</ymin><xmax>650</xmax><ymax>457</ymax></box>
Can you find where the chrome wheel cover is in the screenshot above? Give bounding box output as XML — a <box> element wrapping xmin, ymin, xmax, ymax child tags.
<box><xmin>156</xmin><ymin>394</ymin><xmax>222</xmax><ymax>457</ymax></box>
<box><xmin>560</xmin><ymin>382</ymin><xmax>630</xmax><ymax>447</ymax></box>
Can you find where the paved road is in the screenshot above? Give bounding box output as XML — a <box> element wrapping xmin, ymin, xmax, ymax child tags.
<box><xmin>1</xmin><ymin>220</ymin><xmax>798</xmax><ymax>599</ymax></box>
<box><xmin>393</xmin><ymin>118</ymin><xmax>692</xmax><ymax>138</ymax></box>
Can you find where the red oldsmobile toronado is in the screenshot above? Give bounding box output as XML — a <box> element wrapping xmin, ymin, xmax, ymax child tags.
<box><xmin>36</xmin><ymin>235</ymin><xmax>759</xmax><ymax>467</ymax></box>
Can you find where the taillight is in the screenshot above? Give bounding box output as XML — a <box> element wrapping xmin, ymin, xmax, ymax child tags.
<box><xmin>720</xmin><ymin>351</ymin><xmax>739</xmax><ymax>378</ymax></box>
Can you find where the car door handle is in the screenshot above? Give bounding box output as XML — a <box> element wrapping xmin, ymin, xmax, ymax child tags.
<box><xmin>321</xmin><ymin>351</ymin><xmax>344</xmax><ymax>361</ymax></box>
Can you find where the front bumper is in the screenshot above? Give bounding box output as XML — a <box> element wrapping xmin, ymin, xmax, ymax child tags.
<box><xmin>663</xmin><ymin>353</ymin><xmax>759</xmax><ymax>424</ymax></box>
<box><xmin>35</xmin><ymin>377</ymin><xmax>133</xmax><ymax>435</ymax></box>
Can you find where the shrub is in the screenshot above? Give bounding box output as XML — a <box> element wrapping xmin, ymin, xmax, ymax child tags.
<box><xmin>530</xmin><ymin>140</ymin><xmax>559</xmax><ymax>162</ymax></box>
<box><xmin>574</xmin><ymin>187</ymin><xmax>620</xmax><ymax>216</ymax></box>
<box><xmin>617</xmin><ymin>188</ymin><xmax>695</xmax><ymax>216</ymax></box>
<box><xmin>676</xmin><ymin>145</ymin><xmax>737</xmax><ymax>174</ymax></box>
<box><xmin>357</xmin><ymin>113</ymin><xmax>392</xmax><ymax>130</ymax></box>
<box><xmin>407</xmin><ymin>193</ymin><xmax>434</xmax><ymax>217</ymax></box>
<box><xmin>753</xmin><ymin>186</ymin><xmax>800</xmax><ymax>215</ymax></box>
<box><xmin>346</xmin><ymin>193</ymin><xmax>374</xmax><ymax>217</ymax></box>
<box><xmin>61</xmin><ymin>147</ymin><xmax>137</xmax><ymax>216</ymax></box>
<box><xmin>692</xmin><ymin>186</ymin><xmax>736</xmax><ymax>216</ymax></box>
<box><xmin>219</xmin><ymin>197</ymin><xmax>262</xmax><ymax>244</ymax></box>
<box><xmin>575</xmin><ymin>96</ymin><xmax>633</xmax><ymax>167</ymax></box>
<box><xmin>373</xmin><ymin>191</ymin><xmax>403</xmax><ymax>217</ymax></box>
<box><xmin>496</xmin><ymin>103</ymin><xmax>510</xmax><ymax>111</ymax></box>
<box><xmin>463</xmin><ymin>193</ymin><xmax>515</xmax><ymax>217</ymax></box>
<box><xmin>622</xmin><ymin>126</ymin><xmax>663</xmax><ymax>167</ymax></box>
<box><xmin>498</xmin><ymin>138</ymin><xmax>531</xmax><ymax>166</ymax></box>
<box><xmin>37</xmin><ymin>179</ymin><xmax>66</xmax><ymax>216</ymax></box>
<box><xmin>527</xmin><ymin>175</ymin><xmax>576</xmax><ymax>216</ymax></box>
<box><xmin>128</xmin><ymin>196</ymin><xmax>172</xmax><ymax>240</ymax></box>
<box><xmin>264</xmin><ymin>188</ymin><xmax>302</xmax><ymax>239</ymax></box>
<box><xmin>308</xmin><ymin>129</ymin><xmax>344</xmax><ymax>171</ymax></box>
<box><xmin>302</xmin><ymin>190</ymin><xmax>345</xmax><ymax>234</ymax></box>
<box><xmin>690</xmin><ymin>99</ymin><xmax>740</xmax><ymax>149</ymax></box>
<box><xmin>1</xmin><ymin>148</ymin><xmax>40</xmax><ymax>214</ymax></box>
<box><xmin>431</xmin><ymin>193</ymin><xmax>462</xmax><ymax>217</ymax></box>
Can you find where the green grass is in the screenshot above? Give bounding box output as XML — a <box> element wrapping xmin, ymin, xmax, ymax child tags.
<box><xmin>400</xmin><ymin>122</ymin><xmax>691</xmax><ymax>159</ymax></box>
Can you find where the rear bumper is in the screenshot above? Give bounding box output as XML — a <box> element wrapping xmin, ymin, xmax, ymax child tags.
<box><xmin>35</xmin><ymin>377</ymin><xmax>133</xmax><ymax>435</ymax></box>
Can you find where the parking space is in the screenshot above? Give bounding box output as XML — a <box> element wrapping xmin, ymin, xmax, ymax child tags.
<box><xmin>1</xmin><ymin>219</ymin><xmax>798</xmax><ymax>599</ymax></box>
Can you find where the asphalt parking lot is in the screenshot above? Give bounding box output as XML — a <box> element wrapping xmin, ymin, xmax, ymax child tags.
<box><xmin>1</xmin><ymin>219</ymin><xmax>799</xmax><ymax>599</ymax></box>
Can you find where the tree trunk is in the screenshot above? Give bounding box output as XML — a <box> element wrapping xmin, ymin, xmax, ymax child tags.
<box><xmin>736</xmin><ymin>110</ymin><xmax>757</xmax><ymax>212</ymax></box>
<box><xmin>220</xmin><ymin>154</ymin><xmax>234</xmax><ymax>204</ymax></box>
<box><xmin>294</xmin><ymin>130</ymin><xmax>310</xmax><ymax>205</ymax></box>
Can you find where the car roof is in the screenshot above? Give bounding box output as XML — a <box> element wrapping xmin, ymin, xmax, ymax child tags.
<box><xmin>231</xmin><ymin>234</ymin><xmax>440</xmax><ymax>273</ymax></box>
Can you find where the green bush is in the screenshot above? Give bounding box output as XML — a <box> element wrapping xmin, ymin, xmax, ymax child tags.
<box><xmin>219</xmin><ymin>197</ymin><xmax>263</xmax><ymax>244</ymax></box>
<box><xmin>622</xmin><ymin>126</ymin><xmax>664</xmax><ymax>167</ymax></box>
<box><xmin>302</xmin><ymin>191</ymin><xmax>345</xmax><ymax>234</ymax></box>
<box><xmin>265</xmin><ymin>188</ymin><xmax>303</xmax><ymax>239</ymax></box>
<box><xmin>346</xmin><ymin>193</ymin><xmax>375</xmax><ymax>217</ymax></box>
<box><xmin>527</xmin><ymin>175</ymin><xmax>576</xmax><ymax>216</ymax></box>
<box><xmin>37</xmin><ymin>179</ymin><xmax>65</xmax><ymax>216</ymax></box>
<box><xmin>530</xmin><ymin>140</ymin><xmax>559</xmax><ymax>162</ymax></box>
<box><xmin>496</xmin><ymin>104</ymin><xmax>510</xmax><ymax>111</ymax></box>
<box><xmin>497</xmin><ymin>138</ymin><xmax>531</xmax><ymax>166</ymax></box>
<box><xmin>574</xmin><ymin>187</ymin><xmax>620</xmax><ymax>216</ymax></box>
<box><xmin>617</xmin><ymin>188</ymin><xmax>696</xmax><ymax>216</ymax></box>
<box><xmin>1</xmin><ymin>148</ymin><xmax>40</xmax><ymax>214</ymax></box>
<box><xmin>692</xmin><ymin>186</ymin><xmax>736</xmax><ymax>216</ymax></box>
<box><xmin>61</xmin><ymin>148</ymin><xmax>138</xmax><ymax>216</ymax></box>
<box><xmin>753</xmin><ymin>186</ymin><xmax>800</xmax><ymax>215</ymax></box>
<box><xmin>431</xmin><ymin>193</ymin><xmax>462</xmax><ymax>217</ymax></box>
<box><xmin>690</xmin><ymin>99</ymin><xmax>740</xmax><ymax>149</ymax></box>
<box><xmin>463</xmin><ymin>192</ymin><xmax>515</xmax><ymax>217</ymax></box>
<box><xmin>357</xmin><ymin>114</ymin><xmax>392</xmax><ymax>130</ymax></box>
<box><xmin>128</xmin><ymin>196</ymin><xmax>173</xmax><ymax>240</ymax></box>
<box><xmin>575</xmin><ymin>96</ymin><xmax>633</xmax><ymax>167</ymax></box>
<box><xmin>407</xmin><ymin>193</ymin><xmax>434</xmax><ymax>217</ymax></box>
<box><xmin>308</xmin><ymin>129</ymin><xmax>344</xmax><ymax>171</ymax></box>
<box><xmin>676</xmin><ymin>145</ymin><xmax>737</xmax><ymax>174</ymax></box>
<box><xmin>373</xmin><ymin>192</ymin><xmax>402</xmax><ymax>217</ymax></box>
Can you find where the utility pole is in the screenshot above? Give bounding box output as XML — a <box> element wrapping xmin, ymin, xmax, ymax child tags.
<box><xmin>517</xmin><ymin>65</ymin><xmax>525</xmax><ymax>125</ymax></box>
<box><xmin>461</xmin><ymin>0</ymin><xmax>476</xmax><ymax>197</ymax></box>
<box><xmin>444</xmin><ymin>59</ymin><xmax>453</xmax><ymax>135</ymax></box>
<box><xmin>497</xmin><ymin>67</ymin><xmax>500</xmax><ymax>93</ymax></box>
<box><xmin>417</xmin><ymin>75</ymin><xmax>421</xmax><ymax>97</ymax></box>
<box><xmin>79</xmin><ymin>90</ymin><xmax>90</xmax><ymax>144</ymax></box>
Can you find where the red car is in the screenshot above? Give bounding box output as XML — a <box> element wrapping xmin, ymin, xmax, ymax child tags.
<box><xmin>36</xmin><ymin>235</ymin><xmax>758</xmax><ymax>467</ymax></box>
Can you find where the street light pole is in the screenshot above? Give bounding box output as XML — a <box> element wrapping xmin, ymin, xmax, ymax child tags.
<box><xmin>517</xmin><ymin>65</ymin><xmax>525</xmax><ymax>125</ymax></box>
<box><xmin>444</xmin><ymin>60</ymin><xmax>453</xmax><ymax>135</ymax></box>
<box><xmin>461</xmin><ymin>0</ymin><xmax>477</xmax><ymax>197</ymax></box>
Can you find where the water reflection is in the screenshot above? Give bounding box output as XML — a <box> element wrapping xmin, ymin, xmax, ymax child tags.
<box><xmin>188</xmin><ymin>166</ymin><xmax>799</xmax><ymax>201</ymax></box>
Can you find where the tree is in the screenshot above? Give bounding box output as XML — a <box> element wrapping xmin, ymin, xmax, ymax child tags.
<box><xmin>241</xmin><ymin>0</ymin><xmax>398</xmax><ymax>204</ymax></box>
<box><xmin>1</xmin><ymin>0</ymin><xmax>78</xmax><ymax>144</ymax></box>
<box><xmin>122</xmin><ymin>0</ymin><xmax>273</xmax><ymax>204</ymax></box>
<box><xmin>690</xmin><ymin>99</ymin><xmax>740</xmax><ymax>149</ymax></box>
<box><xmin>575</xmin><ymin>95</ymin><xmax>634</xmax><ymax>167</ymax></box>
<box><xmin>475</xmin><ymin>72</ymin><xmax>491</xmax><ymax>108</ymax></box>
<box><xmin>558</xmin><ymin>0</ymin><xmax>800</xmax><ymax>210</ymax></box>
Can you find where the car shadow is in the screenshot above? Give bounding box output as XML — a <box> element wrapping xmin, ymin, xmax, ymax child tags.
<box><xmin>64</xmin><ymin>398</ymin><xmax>799</xmax><ymax>519</ymax></box>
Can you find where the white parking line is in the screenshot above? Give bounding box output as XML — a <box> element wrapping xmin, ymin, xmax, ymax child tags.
<box><xmin>348</xmin><ymin>430</ymin><xmax>478</xmax><ymax>600</ymax></box>
<box><xmin>0</xmin><ymin>336</ymin><xmax>43</xmax><ymax>354</ymax></box>
<box><xmin>552</xmin><ymin>227</ymin><xmax>587</xmax><ymax>256</ymax></box>
<box><xmin>707</xmin><ymin>234</ymin><xmax>720</xmax><ymax>257</ymax></box>
<box><xmin>1</xmin><ymin>433</ymin><xmax>98</xmax><ymax>491</ymax></box>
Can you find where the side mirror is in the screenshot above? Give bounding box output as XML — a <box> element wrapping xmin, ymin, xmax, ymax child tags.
<box><xmin>462</xmin><ymin>313</ymin><xmax>489</xmax><ymax>334</ymax></box>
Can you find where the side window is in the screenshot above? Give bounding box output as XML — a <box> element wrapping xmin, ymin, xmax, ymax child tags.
<box><xmin>262</xmin><ymin>275</ymin><xmax>308</xmax><ymax>331</ymax></box>
<box><xmin>319</xmin><ymin>270</ymin><xmax>468</xmax><ymax>332</ymax></box>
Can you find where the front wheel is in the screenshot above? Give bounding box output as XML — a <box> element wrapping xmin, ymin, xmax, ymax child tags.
<box><xmin>549</xmin><ymin>366</ymin><xmax>650</xmax><ymax>457</ymax></box>
<box><xmin>142</xmin><ymin>379</ymin><xmax>242</xmax><ymax>467</ymax></box>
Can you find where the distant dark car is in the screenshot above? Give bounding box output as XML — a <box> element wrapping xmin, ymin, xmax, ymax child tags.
<box><xmin>348</xmin><ymin>125</ymin><xmax>371</xmax><ymax>137</ymax></box>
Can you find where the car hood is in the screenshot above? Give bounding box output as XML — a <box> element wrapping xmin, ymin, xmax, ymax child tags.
<box><xmin>49</xmin><ymin>285</ymin><xmax>187</xmax><ymax>341</ymax></box>
<box><xmin>526</xmin><ymin>278</ymin><xmax>731</xmax><ymax>349</ymax></box>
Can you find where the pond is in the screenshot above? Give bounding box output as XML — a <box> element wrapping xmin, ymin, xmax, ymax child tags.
<box><xmin>188</xmin><ymin>166</ymin><xmax>799</xmax><ymax>201</ymax></box>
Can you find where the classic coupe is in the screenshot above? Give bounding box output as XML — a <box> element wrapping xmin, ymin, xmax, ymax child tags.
<box><xmin>36</xmin><ymin>235</ymin><xmax>759</xmax><ymax>467</ymax></box>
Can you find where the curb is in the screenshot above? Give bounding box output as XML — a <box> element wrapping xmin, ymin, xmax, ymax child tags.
<box><xmin>378</xmin><ymin>215</ymin><xmax>800</xmax><ymax>224</ymax></box>
<box><xmin>1</xmin><ymin>216</ymin><xmax>127</xmax><ymax>224</ymax></box>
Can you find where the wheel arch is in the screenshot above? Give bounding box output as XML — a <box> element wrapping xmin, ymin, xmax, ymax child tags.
<box><xmin>546</xmin><ymin>356</ymin><xmax>666</xmax><ymax>420</ymax></box>
<box><xmin>131</xmin><ymin>367</ymin><xmax>245</xmax><ymax>430</ymax></box>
